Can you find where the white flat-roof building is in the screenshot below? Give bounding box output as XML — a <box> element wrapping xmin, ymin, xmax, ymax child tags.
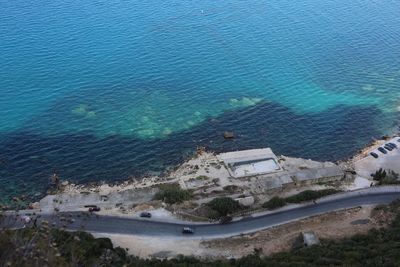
<box><xmin>217</xmin><ymin>148</ymin><xmax>282</xmax><ymax>178</ymax></box>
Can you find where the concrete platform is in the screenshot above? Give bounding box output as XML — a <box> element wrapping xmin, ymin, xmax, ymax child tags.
<box><xmin>217</xmin><ymin>148</ymin><xmax>282</xmax><ymax>178</ymax></box>
<box><xmin>355</xmin><ymin>137</ymin><xmax>400</xmax><ymax>178</ymax></box>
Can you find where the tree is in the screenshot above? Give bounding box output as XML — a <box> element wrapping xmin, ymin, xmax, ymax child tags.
<box><xmin>262</xmin><ymin>196</ymin><xmax>286</xmax><ymax>210</ymax></box>
<box><xmin>154</xmin><ymin>184</ymin><xmax>192</xmax><ymax>204</ymax></box>
<box><xmin>372</xmin><ymin>169</ymin><xmax>400</xmax><ymax>185</ymax></box>
<box><xmin>372</xmin><ymin>168</ymin><xmax>387</xmax><ymax>182</ymax></box>
<box><xmin>206</xmin><ymin>197</ymin><xmax>240</xmax><ymax>217</ymax></box>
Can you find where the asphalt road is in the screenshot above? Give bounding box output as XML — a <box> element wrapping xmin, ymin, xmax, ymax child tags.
<box><xmin>2</xmin><ymin>190</ymin><xmax>400</xmax><ymax>238</ymax></box>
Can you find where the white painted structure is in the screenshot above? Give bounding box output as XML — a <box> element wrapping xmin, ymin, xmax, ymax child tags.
<box><xmin>217</xmin><ymin>148</ymin><xmax>282</xmax><ymax>178</ymax></box>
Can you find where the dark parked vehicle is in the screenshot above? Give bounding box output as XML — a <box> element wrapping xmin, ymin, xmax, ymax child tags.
<box><xmin>388</xmin><ymin>142</ymin><xmax>397</xmax><ymax>148</ymax></box>
<box><xmin>370</xmin><ymin>152</ymin><xmax>379</xmax><ymax>159</ymax></box>
<box><xmin>182</xmin><ymin>227</ymin><xmax>194</xmax><ymax>234</ymax></box>
<box><xmin>385</xmin><ymin>143</ymin><xmax>394</xmax><ymax>149</ymax></box>
<box><xmin>378</xmin><ymin>147</ymin><xmax>387</xmax><ymax>154</ymax></box>
<box><xmin>384</xmin><ymin>144</ymin><xmax>393</xmax><ymax>151</ymax></box>
<box><xmin>89</xmin><ymin>206</ymin><xmax>100</xmax><ymax>212</ymax></box>
<box><xmin>140</xmin><ymin>212</ymin><xmax>152</xmax><ymax>218</ymax></box>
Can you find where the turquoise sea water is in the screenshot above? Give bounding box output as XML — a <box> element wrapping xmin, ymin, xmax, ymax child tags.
<box><xmin>1</xmin><ymin>0</ymin><xmax>400</xmax><ymax>202</ymax></box>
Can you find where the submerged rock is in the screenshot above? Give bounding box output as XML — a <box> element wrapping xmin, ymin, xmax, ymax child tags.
<box><xmin>71</xmin><ymin>104</ymin><xmax>88</xmax><ymax>115</ymax></box>
<box><xmin>162</xmin><ymin>128</ymin><xmax>172</xmax><ymax>135</ymax></box>
<box><xmin>223</xmin><ymin>131</ymin><xmax>235</xmax><ymax>139</ymax></box>
<box><xmin>86</xmin><ymin>111</ymin><xmax>96</xmax><ymax>118</ymax></box>
<box><xmin>229</xmin><ymin>97</ymin><xmax>263</xmax><ymax>108</ymax></box>
<box><xmin>28</xmin><ymin>202</ymin><xmax>40</xmax><ymax>209</ymax></box>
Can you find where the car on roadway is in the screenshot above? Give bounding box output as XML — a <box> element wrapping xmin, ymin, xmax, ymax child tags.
<box><xmin>182</xmin><ymin>227</ymin><xmax>194</xmax><ymax>234</ymax></box>
<box><xmin>370</xmin><ymin>152</ymin><xmax>379</xmax><ymax>159</ymax></box>
<box><xmin>140</xmin><ymin>212</ymin><xmax>152</xmax><ymax>218</ymax></box>
<box><xmin>378</xmin><ymin>147</ymin><xmax>387</xmax><ymax>154</ymax></box>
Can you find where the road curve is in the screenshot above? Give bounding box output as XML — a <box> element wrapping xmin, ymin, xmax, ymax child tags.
<box><xmin>2</xmin><ymin>189</ymin><xmax>400</xmax><ymax>239</ymax></box>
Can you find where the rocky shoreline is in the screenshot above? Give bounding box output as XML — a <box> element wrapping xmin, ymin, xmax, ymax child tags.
<box><xmin>3</xmin><ymin>133</ymin><xmax>399</xmax><ymax>213</ymax></box>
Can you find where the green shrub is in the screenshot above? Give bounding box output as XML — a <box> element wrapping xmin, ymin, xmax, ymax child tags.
<box><xmin>262</xmin><ymin>196</ymin><xmax>286</xmax><ymax>210</ymax></box>
<box><xmin>203</xmin><ymin>206</ymin><xmax>221</xmax><ymax>220</ymax></box>
<box><xmin>154</xmin><ymin>184</ymin><xmax>192</xmax><ymax>204</ymax></box>
<box><xmin>373</xmin><ymin>169</ymin><xmax>400</xmax><ymax>185</ymax></box>
<box><xmin>0</xmin><ymin>228</ymin><xmax>126</xmax><ymax>267</ymax></box>
<box><xmin>285</xmin><ymin>189</ymin><xmax>340</xmax><ymax>203</ymax></box>
<box><xmin>262</xmin><ymin>189</ymin><xmax>340</xmax><ymax>210</ymax></box>
<box><xmin>222</xmin><ymin>185</ymin><xmax>239</xmax><ymax>193</ymax></box>
<box><xmin>206</xmin><ymin>197</ymin><xmax>240</xmax><ymax>216</ymax></box>
<box><xmin>372</xmin><ymin>168</ymin><xmax>387</xmax><ymax>181</ymax></box>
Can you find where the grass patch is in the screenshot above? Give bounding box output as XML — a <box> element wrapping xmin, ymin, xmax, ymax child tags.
<box><xmin>263</xmin><ymin>189</ymin><xmax>341</xmax><ymax>210</ymax></box>
<box><xmin>262</xmin><ymin>196</ymin><xmax>286</xmax><ymax>210</ymax></box>
<box><xmin>372</xmin><ymin>169</ymin><xmax>400</xmax><ymax>185</ymax></box>
<box><xmin>222</xmin><ymin>185</ymin><xmax>239</xmax><ymax>193</ymax></box>
<box><xmin>196</xmin><ymin>175</ymin><xmax>209</xmax><ymax>180</ymax></box>
<box><xmin>154</xmin><ymin>183</ymin><xmax>192</xmax><ymax>204</ymax></box>
<box><xmin>206</xmin><ymin>197</ymin><xmax>241</xmax><ymax>218</ymax></box>
<box><xmin>285</xmin><ymin>189</ymin><xmax>341</xmax><ymax>203</ymax></box>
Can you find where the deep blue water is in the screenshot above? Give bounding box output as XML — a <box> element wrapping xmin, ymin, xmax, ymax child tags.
<box><xmin>1</xmin><ymin>0</ymin><xmax>400</xmax><ymax>202</ymax></box>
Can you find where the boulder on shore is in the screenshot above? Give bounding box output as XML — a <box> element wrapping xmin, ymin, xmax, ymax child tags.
<box><xmin>28</xmin><ymin>202</ymin><xmax>40</xmax><ymax>210</ymax></box>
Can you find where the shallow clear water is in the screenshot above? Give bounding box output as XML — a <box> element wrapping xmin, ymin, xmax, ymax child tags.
<box><xmin>1</xmin><ymin>0</ymin><xmax>400</xmax><ymax>202</ymax></box>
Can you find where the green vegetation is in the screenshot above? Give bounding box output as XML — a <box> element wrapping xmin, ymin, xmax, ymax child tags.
<box><xmin>154</xmin><ymin>183</ymin><xmax>192</xmax><ymax>204</ymax></box>
<box><xmin>206</xmin><ymin>197</ymin><xmax>241</xmax><ymax>217</ymax></box>
<box><xmin>222</xmin><ymin>185</ymin><xmax>239</xmax><ymax>194</ymax></box>
<box><xmin>263</xmin><ymin>189</ymin><xmax>341</xmax><ymax>210</ymax></box>
<box><xmin>285</xmin><ymin>189</ymin><xmax>341</xmax><ymax>203</ymax></box>
<box><xmin>372</xmin><ymin>168</ymin><xmax>387</xmax><ymax>181</ymax></box>
<box><xmin>372</xmin><ymin>168</ymin><xmax>400</xmax><ymax>185</ymax></box>
<box><xmin>2</xmin><ymin>199</ymin><xmax>400</xmax><ymax>266</ymax></box>
<box><xmin>262</xmin><ymin>196</ymin><xmax>286</xmax><ymax>210</ymax></box>
<box><xmin>196</xmin><ymin>175</ymin><xmax>209</xmax><ymax>180</ymax></box>
<box><xmin>0</xmin><ymin>226</ymin><xmax>127</xmax><ymax>267</ymax></box>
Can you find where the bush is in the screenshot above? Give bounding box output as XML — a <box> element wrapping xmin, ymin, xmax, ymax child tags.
<box><xmin>223</xmin><ymin>185</ymin><xmax>239</xmax><ymax>193</ymax></box>
<box><xmin>203</xmin><ymin>206</ymin><xmax>221</xmax><ymax>220</ymax></box>
<box><xmin>154</xmin><ymin>184</ymin><xmax>192</xmax><ymax>204</ymax></box>
<box><xmin>285</xmin><ymin>189</ymin><xmax>340</xmax><ymax>203</ymax></box>
<box><xmin>207</xmin><ymin>197</ymin><xmax>240</xmax><ymax>217</ymax></box>
<box><xmin>0</xmin><ymin>228</ymin><xmax>127</xmax><ymax>267</ymax></box>
<box><xmin>219</xmin><ymin>216</ymin><xmax>233</xmax><ymax>224</ymax></box>
<box><xmin>372</xmin><ymin>168</ymin><xmax>387</xmax><ymax>181</ymax></box>
<box><xmin>262</xmin><ymin>196</ymin><xmax>286</xmax><ymax>210</ymax></box>
<box><xmin>372</xmin><ymin>169</ymin><xmax>400</xmax><ymax>185</ymax></box>
<box><xmin>262</xmin><ymin>189</ymin><xmax>341</xmax><ymax>210</ymax></box>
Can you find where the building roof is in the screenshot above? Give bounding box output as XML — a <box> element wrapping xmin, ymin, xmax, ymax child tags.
<box><xmin>292</xmin><ymin>166</ymin><xmax>343</xmax><ymax>182</ymax></box>
<box><xmin>217</xmin><ymin>148</ymin><xmax>282</xmax><ymax>178</ymax></box>
<box><xmin>217</xmin><ymin>148</ymin><xmax>277</xmax><ymax>164</ymax></box>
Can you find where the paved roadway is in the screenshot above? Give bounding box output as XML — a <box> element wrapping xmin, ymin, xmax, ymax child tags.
<box><xmin>1</xmin><ymin>190</ymin><xmax>400</xmax><ymax>239</ymax></box>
